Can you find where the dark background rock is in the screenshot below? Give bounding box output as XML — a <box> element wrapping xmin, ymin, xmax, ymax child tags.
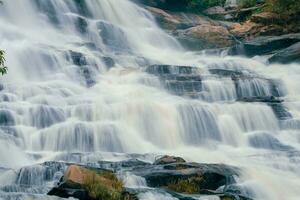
<box><xmin>269</xmin><ymin>42</ymin><xmax>300</xmax><ymax>64</ymax></box>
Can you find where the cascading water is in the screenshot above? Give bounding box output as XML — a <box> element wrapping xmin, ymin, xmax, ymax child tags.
<box><xmin>0</xmin><ymin>0</ymin><xmax>300</xmax><ymax>200</ymax></box>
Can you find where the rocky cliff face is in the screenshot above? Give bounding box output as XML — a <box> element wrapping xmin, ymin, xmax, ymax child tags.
<box><xmin>134</xmin><ymin>0</ymin><xmax>300</xmax><ymax>63</ymax></box>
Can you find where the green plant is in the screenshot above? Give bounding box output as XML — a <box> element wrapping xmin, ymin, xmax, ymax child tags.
<box><xmin>83</xmin><ymin>170</ymin><xmax>124</xmax><ymax>200</ymax></box>
<box><xmin>238</xmin><ymin>0</ymin><xmax>257</xmax><ymax>8</ymax></box>
<box><xmin>0</xmin><ymin>50</ymin><xmax>7</xmax><ymax>75</ymax></box>
<box><xmin>265</xmin><ymin>0</ymin><xmax>300</xmax><ymax>18</ymax></box>
<box><xmin>186</xmin><ymin>0</ymin><xmax>226</xmax><ymax>12</ymax></box>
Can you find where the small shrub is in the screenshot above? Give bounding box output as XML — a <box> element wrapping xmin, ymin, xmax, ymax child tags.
<box><xmin>238</xmin><ymin>0</ymin><xmax>257</xmax><ymax>8</ymax></box>
<box><xmin>264</xmin><ymin>0</ymin><xmax>300</xmax><ymax>18</ymax></box>
<box><xmin>0</xmin><ymin>50</ymin><xmax>7</xmax><ymax>75</ymax></box>
<box><xmin>83</xmin><ymin>170</ymin><xmax>124</xmax><ymax>200</ymax></box>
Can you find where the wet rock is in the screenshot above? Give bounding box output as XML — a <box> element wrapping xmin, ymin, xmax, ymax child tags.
<box><xmin>280</xmin><ymin>119</ymin><xmax>300</xmax><ymax>130</ymax></box>
<box><xmin>17</xmin><ymin>162</ymin><xmax>66</xmax><ymax>187</ymax></box>
<box><xmin>237</xmin><ymin>96</ymin><xmax>292</xmax><ymax>120</ymax></box>
<box><xmin>102</xmin><ymin>56</ymin><xmax>115</xmax><ymax>69</ymax></box>
<box><xmin>174</xmin><ymin>23</ymin><xmax>234</xmax><ymax>50</ymax></box>
<box><xmin>29</xmin><ymin>105</ymin><xmax>65</xmax><ymax>129</ymax></box>
<box><xmin>48</xmin><ymin>165</ymin><xmax>136</xmax><ymax>200</ymax></box>
<box><xmin>269</xmin><ymin>42</ymin><xmax>300</xmax><ymax>64</ymax></box>
<box><xmin>228</xmin><ymin>33</ymin><xmax>300</xmax><ymax>57</ymax></box>
<box><xmin>96</xmin><ymin>20</ymin><xmax>131</xmax><ymax>52</ymax></box>
<box><xmin>133</xmin><ymin>162</ymin><xmax>239</xmax><ymax>194</ymax></box>
<box><xmin>80</xmin><ymin>65</ymin><xmax>97</xmax><ymax>87</ymax></box>
<box><xmin>154</xmin><ymin>155</ymin><xmax>186</xmax><ymax>165</ymax></box>
<box><xmin>73</xmin><ymin>15</ymin><xmax>89</xmax><ymax>34</ymax></box>
<box><xmin>146</xmin><ymin>7</ymin><xmax>234</xmax><ymax>50</ymax></box>
<box><xmin>68</xmin><ymin>50</ymin><xmax>88</xmax><ymax>66</ymax></box>
<box><xmin>209</xmin><ymin>68</ymin><xmax>243</xmax><ymax>77</ymax></box>
<box><xmin>0</xmin><ymin>109</ymin><xmax>15</xmax><ymax>126</ymax></box>
<box><xmin>248</xmin><ymin>132</ymin><xmax>294</xmax><ymax>151</ymax></box>
<box><xmin>146</xmin><ymin>65</ymin><xmax>203</xmax><ymax>97</ymax></box>
<box><xmin>209</xmin><ymin>68</ymin><xmax>284</xmax><ymax>98</ymax></box>
<box><xmin>237</xmin><ymin>96</ymin><xmax>283</xmax><ymax>103</ymax></box>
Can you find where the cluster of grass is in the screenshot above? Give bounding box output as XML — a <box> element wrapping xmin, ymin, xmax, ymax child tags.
<box><xmin>166</xmin><ymin>177</ymin><xmax>202</xmax><ymax>194</ymax></box>
<box><xmin>83</xmin><ymin>170</ymin><xmax>124</xmax><ymax>200</ymax></box>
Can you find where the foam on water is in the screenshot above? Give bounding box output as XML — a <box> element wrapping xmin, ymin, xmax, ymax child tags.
<box><xmin>0</xmin><ymin>0</ymin><xmax>300</xmax><ymax>199</ymax></box>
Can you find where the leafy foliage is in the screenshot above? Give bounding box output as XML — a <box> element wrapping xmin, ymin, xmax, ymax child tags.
<box><xmin>265</xmin><ymin>0</ymin><xmax>300</xmax><ymax>18</ymax></box>
<box><xmin>238</xmin><ymin>0</ymin><xmax>257</xmax><ymax>8</ymax></box>
<box><xmin>186</xmin><ymin>0</ymin><xmax>226</xmax><ymax>11</ymax></box>
<box><xmin>0</xmin><ymin>50</ymin><xmax>7</xmax><ymax>75</ymax></box>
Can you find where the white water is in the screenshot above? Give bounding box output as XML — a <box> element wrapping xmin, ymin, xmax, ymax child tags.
<box><xmin>0</xmin><ymin>0</ymin><xmax>300</xmax><ymax>200</ymax></box>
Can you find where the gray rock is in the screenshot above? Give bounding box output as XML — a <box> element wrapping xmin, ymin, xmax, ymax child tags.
<box><xmin>228</xmin><ymin>33</ymin><xmax>300</xmax><ymax>57</ymax></box>
<box><xmin>269</xmin><ymin>42</ymin><xmax>300</xmax><ymax>64</ymax></box>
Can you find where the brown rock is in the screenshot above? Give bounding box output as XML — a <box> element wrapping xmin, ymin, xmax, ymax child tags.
<box><xmin>64</xmin><ymin>165</ymin><xmax>84</xmax><ymax>184</ymax></box>
<box><xmin>154</xmin><ymin>155</ymin><xmax>186</xmax><ymax>165</ymax></box>
<box><xmin>183</xmin><ymin>24</ymin><xmax>233</xmax><ymax>47</ymax></box>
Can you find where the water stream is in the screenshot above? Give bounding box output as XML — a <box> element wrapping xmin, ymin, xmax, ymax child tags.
<box><xmin>0</xmin><ymin>0</ymin><xmax>300</xmax><ymax>199</ymax></box>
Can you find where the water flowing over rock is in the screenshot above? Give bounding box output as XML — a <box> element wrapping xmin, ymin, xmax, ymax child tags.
<box><xmin>0</xmin><ymin>0</ymin><xmax>300</xmax><ymax>200</ymax></box>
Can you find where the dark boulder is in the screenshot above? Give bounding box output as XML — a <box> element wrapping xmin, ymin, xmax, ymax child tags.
<box><xmin>96</xmin><ymin>20</ymin><xmax>131</xmax><ymax>52</ymax></box>
<box><xmin>132</xmin><ymin>0</ymin><xmax>190</xmax><ymax>12</ymax></box>
<box><xmin>228</xmin><ymin>33</ymin><xmax>300</xmax><ymax>57</ymax></box>
<box><xmin>133</xmin><ymin>162</ymin><xmax>239</xmax><ymax>194</ymax></box>
<box><xmin>48</xmin><ymin>165</ymin><xmax>136</xmax><ymax>200</ymax></box>
<box><xmin>0</xmin><ymin>109</ymin><xmax>15</xmax><ymax>126</ymax></box>
<box><xmin>102</xmin><ymin>56</ymin><xmax>115</xmax><ymax>69</ymax></box>
<box><xmin>67</xmin><ymin>50</ymin><xmax>88</xmax><ymax>66</ymax></box>
<box><xmin>154</xmin><ymin>155</ymin><xmax>186</xmax><ymax>165</ymax></box>
<box><xmin>269</xmin><ymin>42</ymin><xmax>300</xmax><ymax>64</ymax></box>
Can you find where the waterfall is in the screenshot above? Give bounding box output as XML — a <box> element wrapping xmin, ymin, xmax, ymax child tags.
<box><xmin>0</xmin><ymin>0</ymin><xmax>300</xmax><ymax>200</ymax></box>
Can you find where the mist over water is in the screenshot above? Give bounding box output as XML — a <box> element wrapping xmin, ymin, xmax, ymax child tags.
<box><xmin>0</xmin><ymin>0</ymin><xmax>300</xmax><ymax>199</ymax></box>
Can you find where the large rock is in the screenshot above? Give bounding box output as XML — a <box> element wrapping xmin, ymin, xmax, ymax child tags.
<box><xmin>48</xmin><ymin>165</ymin><xmax>135</xmax><ymax>200</ymax></box>
<box><xmin>175</xmin><ymin>24</ymin><xmax>234</xmax><ymax>50</ymax></box>
<box><xmin>269</xmin><ymin>42</ymin><xmax>300</xmax><ymax>64</ymax></box>
<box><xmin>0</xmin><ymin>109</ymin><xmax>15</xmax><ymax>126</ymax></box>
<box><xmin>48</xmin><ymin>165</ymin><xmax>90</xmax><ymax>200</ymax></box>
<box><xmin>154</xmin><ymin>155</ymin><xmax>186</xmax><ymax>165</ymax></box>
<box><xmin>228</xmin><ymin>33</ymin><xmax>300</xmax><ymax>56</ymax></box>
<box><xmin>133</xmin><ymin>162</ymin><xmax>239</xmax><ymax>194</ymax></box>
<box><xmin>248</xmin><ymin>132</ymin><xmax>294</xmax><ymax>151</ymax></box>
<box><xmin>146</xmin><ymin>6</ymin><xmax>235</xmax><ymax>50</ymax></box>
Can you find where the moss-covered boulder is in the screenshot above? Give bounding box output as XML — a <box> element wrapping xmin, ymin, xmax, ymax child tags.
<box><xmin>48</xmin><ymin>165</ymin><xmax>136</xmax><ymax>200</ymax></box>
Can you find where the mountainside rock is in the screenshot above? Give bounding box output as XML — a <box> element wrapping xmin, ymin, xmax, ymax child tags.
<box><xmin>146</xmin><ymin>6</ymin><xmax>235</xmax><ymax>50</ymax></box>
<box><xmin>228</xmin><ymin>33</ymin><xmax>300</xmax><ymax>56</ymax></box>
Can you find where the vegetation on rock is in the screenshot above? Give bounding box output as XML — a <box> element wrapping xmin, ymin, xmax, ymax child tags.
<box><xmin>83</xmin><ymin>169</ymin><xmax>124</xmax><ymax>200</ymax></box>
<box><xmin>0</xmin><ymin>49</ymin><xmax>7</xmax><ymax>75</ymax></box>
